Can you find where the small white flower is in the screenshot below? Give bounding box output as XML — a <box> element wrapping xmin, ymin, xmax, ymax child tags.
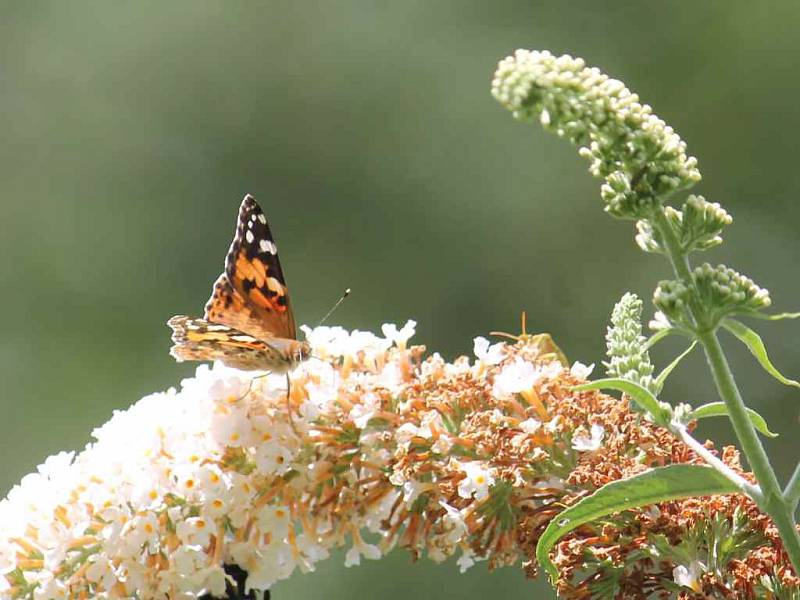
<box><xmin>344</xmin><ymin>330</ymin><xmax>392</xmax><ymax>356</ymax></box>
<box><xmin>649</xmin><ymin>310</ymin><xmax>672</xmax><ymax>331</ymax></box>
<box><xmin>544</xmin><ymin>415</ymin><xmax>561</xmax><ymax>433</ymax></box>
<box><xmin>473</xmin><ymin>337</ymin><xmax>505</xmax><ymax>365</ymax></box>
<box><xmin>344</xmin><ymin>538</ymin><xmax>382</xmax><ymax>567</ymax></box>
<box><xmin>395</xmin><ymin>422</ymin><xmax>421</xmax><ymax>447</ymax></box>
<box><xmin>176</xmin><ymin>516</ymin><xmax>213</xmax><ymax>547</ymax></box>
<box><xmin>673</xmin><ymin>560</ymin><xmax>704</xmax><ymax>592</ymax></box>
<box><xmin>402</xmin><ymin>479</ymin><xmax>428</xmax><ymax>504</ymax></box>
<box><xmin>254</xmin><ymin>441</ymin><xmax>295</xmax><ymax>476</ymax></box>
<box><xmin>171</xmin><ymin>545</ymin><xmax>205</xmax><ymax>587</ymax></box>
<box><xmin>85</xmin><ymin>555</ymin><xmax>117</xmax><ymax>590</ymax></box>
<box><xmin>350</xmin><ymin>393</ymin><xmax>380</xmax><ymax>429</ymax></box>
<box><xmin>382</xmin><ymin>320</ymin><xmax>417</xmax><ymax>349</ymax></box>
<box><xmin>257</xmin><ymin>505</ymin><xmax>291</xmax><ymax>541</ymax></box>
<box><xmin>31</xmin><ymin>574</ymin><xmax>68</xmax><ymax>599</ymax></box>
<box><xmin>376</xmin><ymin>361</ymin><xmax>404</xmax><ymax>394</ymax></box>
<box><xmin>488</xmin><ymin>408</ymin><xmax>508</xmax><ymax>426</ymax></box>
<box><xmin>457</xmin><ymin>461</ymin><xmax>495</xmax><ymax>500</ymax></box>
<box><xmin>572</xmin><ymin>423</ymin><xmax>605</xmax><ymax>452</ymax></box>
<box><xmin>570</xmin><ymin>361</ymin><xmax>595</xmax><ymax>380</ymax></box>
<box><xmin>431</xmin><ymin>434</ymin><xmax>454</xmax><ymax>454</ymax></box>
<box><xmin>439</xmin><ymin>501</ymin><xmax>467</xmax><ymax>543</ymax></box>
<box><xmin>302</xmin><ymin>363</ymin><xmax>338</xmax><ymax>418</ymax></box>
<box><xmin>417</xmin><ymin>410</ymin><xmax>443</xmax><ymax>439</ymax></box>
<box><xmin>519</xmin><ymin>418</ymin><xmax>542</xmax><ymax>434</ymax></box>
<box><xmin>120</xmin><ymin>512</ymin><xmax>160</xmax><ymax>554</ymax></box>
<box><xmin>208</xmin><ymin>405</ymin><xmax>253</xmax><ymax>448</ymax></box>
<box><xmin>364</xmin><ymin>489</ymin><xmax>401</xmax><ymax>533</ymax></box>
<box><xmin>295</xmin><ymin>533</ymin><xmax>330</xmax><ymax>573</ymax></box>
<box><xmin>299</xmin><ymin>324</ymin><xmax>351</xmax><ymax>357</ymax></box>
<box><xmin>492</xmin><ymin>357</ymin><xmax>541</xmax><ymax>397</ymax></box>
<box><xmin>201</xmin><ymin>566</ymin><xmax>228</xmax><ymax>597</ymax></box>
<box><xmin>456</xmin><ymin>548</ymin><xmax>476</xmax><ymax>573</ymax></box>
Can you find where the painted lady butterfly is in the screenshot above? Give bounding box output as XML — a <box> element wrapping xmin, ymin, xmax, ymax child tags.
<box><xmin>168</xmin><ymin>194</ymin><xmax>310</xmax><ymax>373</ymax></box>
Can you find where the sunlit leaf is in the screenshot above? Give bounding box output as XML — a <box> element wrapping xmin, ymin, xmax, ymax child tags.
<box><xmin>721</xmin><ymin>319</ymin><xmax>800</xmax><ymax>388</ymax></box>
<box><xmin>572</xmin><ymin>378</ymin><xmax>670</xmax><ymax>425</ymax></box>
<box><xmin>688</xmin><ymin>402</ymin><xmax>777</xmax><ymax>438</ymax></box>
<box><xmin>536</xmin><ymin>465</ymin><xmax>740</xmax><ymax>583</ymax></box>
<box><xmin>643</xmin><ymin>328</ymin><xmax>673</xmax><ymax>351</ymax></box>
<box><xmin>747</xmin><ymin>311</ymin><xmax>800</xmax><ymax>321</ymax></box>
<box><xmin>653</xmin><ymin>342</ymin><xmax>696</xmax><ymax>393</ymax></box>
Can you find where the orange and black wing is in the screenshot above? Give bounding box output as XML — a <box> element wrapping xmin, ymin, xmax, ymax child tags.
<box><xmin>203</xmin><ymin>194</ymin><xmax>296</xmax><ymax>340</ymax></box>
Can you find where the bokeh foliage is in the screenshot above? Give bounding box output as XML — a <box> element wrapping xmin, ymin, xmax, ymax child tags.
<box><xmin>2</xmin><ymin>2</ymin><xmax>800</xmax><ymax>598</ymax></box>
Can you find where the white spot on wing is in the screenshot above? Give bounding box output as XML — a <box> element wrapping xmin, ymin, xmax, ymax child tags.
<box><xmin>232</xmin><ymin>334</ymin><xmax>258</xmax><ymax>343</ymax></box>
<box><xmin>258</xmin><ymin>214</ymin><xmax>267</xmax><ymax>224</ymax></box>
<box><xmin>259</xmin><ymin>239</ymin><xmax>277</xmax><ymax>254</ymax></box>
<box><xmin>245</xmin><ymin>230</ymin><xmax>254</xmax><ymax>244</ymax></box>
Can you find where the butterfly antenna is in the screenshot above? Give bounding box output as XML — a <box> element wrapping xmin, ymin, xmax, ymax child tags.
<box><xmin>317</xmin><ymin>288</ymin><xmax>351</xmax><ymax>327</ymax></box>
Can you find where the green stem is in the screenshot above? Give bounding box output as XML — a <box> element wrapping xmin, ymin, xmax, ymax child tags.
<box><xmin>785</xmin><ymin>462</ymin><xmax>800</xmax><ymax>511</ymax></box>
<box><xmin>699</xmin><ymin>330</ymin><xmax>800</xmax><ymax>568</ymax></box>
<box><xmin>651</xmin><ymin>208</ymin><xmax>800</xmax><ymax>573</ymax></box>
<box><xmin>672</xmin><ymin>424</ymin><xmax>759</xmax><ymax>497</ymax></box>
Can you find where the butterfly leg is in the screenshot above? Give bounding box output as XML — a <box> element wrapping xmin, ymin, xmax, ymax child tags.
<box><xmin>237</xmin><ymin>372</ymin><xmax>271</xmax><ymax>402</ymax></box>
<box><xmin>285</xmin><ymin>373</ymin><xmax>300</xmax><ymax>434</ymax></box>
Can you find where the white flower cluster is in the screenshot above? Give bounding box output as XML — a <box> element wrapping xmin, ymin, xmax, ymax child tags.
<box><xmin>0</xmin><ymin>322</ymin><xmax>598</xmax><ymax>599</ymax></box>
<box><xmin>0</xmin><ymin>323</ymin><xmax>415</xmax><ymax>599</ymax></box>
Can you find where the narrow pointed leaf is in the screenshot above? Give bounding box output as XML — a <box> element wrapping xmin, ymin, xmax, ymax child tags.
<box><xmin>643</xmin><ymin>328</ymin><xmax>673</xmax><ymax>351</ymax></box>
<box><xmin>572</xmin><ymin>378</ymin><xmax>670</xmax><ymax>425</ymax></box>
<box><xmin>536</xmin><ymin>465</ymin><xmax>740</xmax><ymax>583</ymax></box>
<box><xmin>748</xmin><ymin>311</ymin><xmax>800</xmax><ymax>321</ymax></box>
<box><xmin>653</xmin><ymin>342</ymin><xmax>696</xmax><ymax>393</ymax></box>
<box><xmin>688</xmin><ymin>402</ymin><xmax>777</xmax><ymax>438</ymax></box>
<box><xmin>721</xmin><ymin>319</ymin><xmax>800</xmax><ymax>388</ymax></box>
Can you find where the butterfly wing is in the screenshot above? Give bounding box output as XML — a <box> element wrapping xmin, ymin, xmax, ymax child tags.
<box><xmin>203</xmin><ymin>194</ymin><xmax>296</xmax><ymax>340</ymax></box>
<box><xmin>167</xmin><ymin>315</ymin><xmax>303</xmax><ymax>372</ymax></box>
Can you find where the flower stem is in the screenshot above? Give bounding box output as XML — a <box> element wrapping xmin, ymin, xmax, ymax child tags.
<box><xmin>672</xmin><ymin>424</ymin><xmax>758</xmax><ymax>497</ymax></box>
<box><xmin>785</xmin><ymin>462</ymin><xmax>800</xmax><ymax>511</ymax></box>
<box><xmin>651</xmin><ymin>208</ymin><xmax>800</xmax><ymax>573</ymax></box>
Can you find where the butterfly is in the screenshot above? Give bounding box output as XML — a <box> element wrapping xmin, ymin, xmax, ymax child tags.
<box><xmin>167</xmin><ymin>194</ymin><xmax>310</xmax><ymax>373</ymax></box>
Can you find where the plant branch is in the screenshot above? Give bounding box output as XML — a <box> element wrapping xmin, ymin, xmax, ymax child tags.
<box><xmin>651</xmin><ymin>208</ymin><xmax>800</xmax><ymax>573</ymax></box>
<box><xmin>784</xmin><ymin>460</ymin><xmax>800</xmax><ymax>511</ymax></box>
<box><xmin>671</xmin><ymin>424</ymin><xmax>759</xmax><ymax>497</ymax></box>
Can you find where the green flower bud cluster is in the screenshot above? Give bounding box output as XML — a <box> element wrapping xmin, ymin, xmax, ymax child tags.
<box><xmin>652</xmin><ymin>280</ymin><xmax>691</xmax><ymax>328</ymax></box>
<box><xmin>491</xmin><ymin>50</ymin><xmax>701</xmax><ymax>220</ymax></box>
<box><xmin>680</xmin><ymin>196</ymin><xmax>732</xmax><ymax>252</ymax></box>
<box><xmin>654</xmin><ymin>264</ymin><xmax>771</xmax><ymax>329</ymax></box>
<box><xmin>635</xmin><ymin>195</ymin><xmax>732</xmax><ymax>254</ymax></box>
<box><xmin>693</xmin><ymin>263</ymin><xmax>771</xmax><ymax>319</ymax></box>
<box><xmin>604</xmin><ymin>293</ymin><xmax>657</xmax><ymax>395</ymax></box>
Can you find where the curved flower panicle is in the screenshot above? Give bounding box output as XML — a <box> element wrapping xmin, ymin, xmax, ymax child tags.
<box><xmin>491</xmin><ymin>49</ymin><xmax>701</xmax><ymax>219</ymax></box>
<box><xmin>0</xmin><ymin>323</ymin><xmax>794</xmax><ymax>599</ymax></box>
<box><xmin>604</xmin><ymin>292</ymin><xmax>657</xmax><ymax>395</ymax></box>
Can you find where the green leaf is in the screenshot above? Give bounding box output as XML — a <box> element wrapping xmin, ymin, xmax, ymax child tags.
<box><xmin>688</xmin><ymin>402</ymin><xmax>778</xmax><ymax>438</ymax></box>
<box><xmin>653</xmin><ymin>342</ymin><xmax>696</xmax><ymax>394</ymax></box>
<box><xmin>536</xmin><ymin>465</ymin><xmax>740</xmax><ymax>583</ymax></box>
<box><xmin>572</xmin><ymin>378</ymin><xmax>670</xmax><ymax>425</ymax></box>
<box><xmin>748</xmin><ymin>311</ymin><xmax>800</xmax><ymax>321</ymax></box>
<box><xmin>721</xmin><ymin>319</ymin><xmax>800</xmax><ymax>388</ymax></box>
<box><xmin>643</xmin><ymin>328</ymin><xmax>673</xmax><ymax>351</ymax></box>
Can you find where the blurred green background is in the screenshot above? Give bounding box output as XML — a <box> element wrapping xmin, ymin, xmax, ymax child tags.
<box><xmin>3</xmin><ymin>2</ymin><xmax>800</xmax><ymax>598</ymax></box>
